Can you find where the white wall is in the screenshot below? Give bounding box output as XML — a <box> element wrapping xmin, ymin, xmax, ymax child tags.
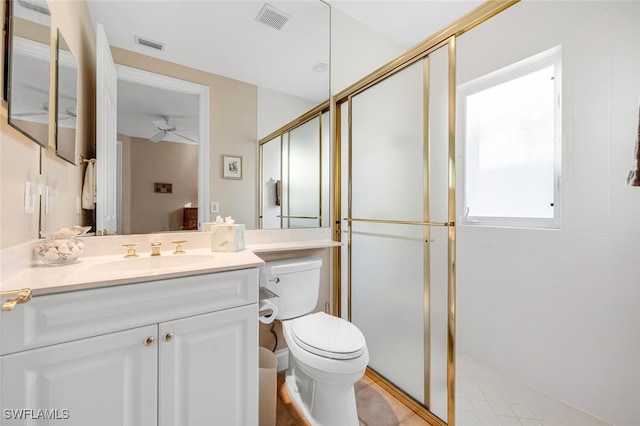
<box><xmin>256</xmin><ymin>87</ymin><xmax>317</xmax><ymax>140</ymax></box>
<box><xmin>330</xmin><ymin>8</ymin><xmax>407</xmax><ymax>95</ymax></box>
<box><xmin>456</xmin><ymin>2</ymin><xmax>640</xmax><ymax>424</ymax></box>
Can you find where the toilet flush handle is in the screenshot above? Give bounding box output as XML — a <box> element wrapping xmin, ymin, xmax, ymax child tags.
<box><xmin>268</xmin><ymin>277</ymin><xmax>280</xmax><ymax>284</ymax></box>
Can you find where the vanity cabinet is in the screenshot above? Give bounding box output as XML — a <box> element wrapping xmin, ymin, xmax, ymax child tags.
<box><xmin>0</xmin><ymin>269</ymin><xmax>258</xmax><ymax>426</ymax></box>
<box><xmin>159</xmin><ymin>305</ymin><xmax>256</xmax><ymax>426</ymax></box>
<box><xmin>2</xmin><ymin>325</ymin><xmax>159</xmax><ymax>425</ymax></box>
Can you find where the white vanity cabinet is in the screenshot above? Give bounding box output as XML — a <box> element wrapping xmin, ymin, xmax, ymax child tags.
<box><xmin>2</xmin><ymin>325</ymin><xmax>159</xmax><ymax>425</ymax></box>
<box><xmin>0</xmin><ymin>268</ymin><xmax>259</xmax><ymax>426</ymax></box>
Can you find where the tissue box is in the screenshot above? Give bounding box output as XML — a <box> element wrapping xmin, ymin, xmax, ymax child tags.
<box><xmin>206</xmin><ymin>224</ymin><xmax>245</xmax><ymax>252</ymax></box>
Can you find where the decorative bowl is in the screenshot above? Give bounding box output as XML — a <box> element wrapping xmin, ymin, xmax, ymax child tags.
<box><xmin>34</xmin><ymin>238</ymin><xmax>84</xmax><ymax>265</ymax></box>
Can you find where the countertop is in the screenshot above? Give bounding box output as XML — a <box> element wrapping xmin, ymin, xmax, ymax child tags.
<box><xmin>1</xmin><ymin>248</ymin><xmax>265</xmax><ymax>296</ymax></box>
<box><xmin>0</xmin><ymin>232</ymin><xmax>342</xmax><ymax>296</ymax></box>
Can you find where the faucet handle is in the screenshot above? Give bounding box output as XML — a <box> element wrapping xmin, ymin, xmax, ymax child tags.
<box><xmin>150</xmin><ymin>242</ymin><xmax>162</xmax><ymax>256</ymax></box>
<box><xmin>171</xmin><ymin>240</ymin><xmax>187</xmax><ymax>254</ymax></box>
<box><xmin>122</xmin><ymin>244</ymin><xmax>139</xmax><ymax>258</ymax></box>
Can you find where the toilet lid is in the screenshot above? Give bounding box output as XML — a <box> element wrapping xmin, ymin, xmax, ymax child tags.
<box><xmin>291</xmin><ymin>312</ymin><xmax>367</xmax><ymax>360</ymax></box>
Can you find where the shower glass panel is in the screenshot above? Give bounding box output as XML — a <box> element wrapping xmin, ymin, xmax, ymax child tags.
<box><xmin>351</xmin><ymin>221</ymin><xmax>426</xmax><ymax>400</ymax></box>
<box><xmin>288</xmin><ymin>117</ymin><xmax>320</xmax><ymax>228</ymax></box>
<box><xmin>350</xmin><ymin>61</ymin><xmax>426</xmax><ymax>402</ymax></box>
<box><xmin>347</xmin><ymin>42</ymin><xmax>452</xmax><ymax>423</ymax></box>
<box><xmin>351</xmin><ymin>62</ymin><xmax>424</xmax><ymax>222</ymax></box>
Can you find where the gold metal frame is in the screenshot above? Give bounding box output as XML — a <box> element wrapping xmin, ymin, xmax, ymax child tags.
<box><xmin>423</xmin><ymin>56</ymin><xmax>432</xmax><ymax>409</ymax></box>
<box><xmin>331</xmin><ymin>2</ymin><xmax>520</xmax><ymax>425</ymax></box>
<box><xmin>258</xmin><ymin>100</ymin><xmax>330</xmax><ymax>146</ymax></box>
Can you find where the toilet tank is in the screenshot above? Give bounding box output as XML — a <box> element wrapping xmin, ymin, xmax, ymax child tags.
<box><xmin>260</xmin><ymin>256</ymin><xmax>322</xmax><ymax>320</ymax></box>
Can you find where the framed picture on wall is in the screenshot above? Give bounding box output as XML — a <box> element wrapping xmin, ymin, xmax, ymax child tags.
<box><xmin>223</xmin><ymin>154</ymin><xmax>242</xmax><ymax>179</ymax></box>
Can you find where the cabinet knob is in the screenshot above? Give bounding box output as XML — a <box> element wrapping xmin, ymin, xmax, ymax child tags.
<box><xmin>143</xmin><ymin>336</ymin><xmax>155</xmax><ymax>347</ymax></box>
<box><xmin>163</xmin><ymin>332</ymin><xmax>174</xmax><ymax>342</ymax></box>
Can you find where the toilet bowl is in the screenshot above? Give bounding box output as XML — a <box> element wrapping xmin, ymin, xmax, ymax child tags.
<box><xmin>260</xmin><ymin>257</ymin><xmax>368</xmax><ymax>426</ymax></box>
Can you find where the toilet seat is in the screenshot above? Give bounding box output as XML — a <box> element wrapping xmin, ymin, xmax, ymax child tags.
<box><xmin>291</xmin><ymin>312</ymin><xmax>367</xmax><ymax>360</ymax></box>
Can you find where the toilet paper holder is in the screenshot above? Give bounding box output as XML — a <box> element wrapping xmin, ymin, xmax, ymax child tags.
<box><xmin>259</xmin><ymin>287</ymin><xmax>279</xmax><ymax>318</ymax></box>
<box><xmin>259</xmin><ymin>307</ymin><xmax>275</xmax><ymax>318</ymax></box>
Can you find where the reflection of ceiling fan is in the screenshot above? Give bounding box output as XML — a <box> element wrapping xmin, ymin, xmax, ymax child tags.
<box><xmin>12</xmin><ymin>101</ymin><xmax>76</xmax><ymax>121</ymax></box>
<box><xmin>150</xmin><ymin>117</ymin><xmax>197</xmax><ymax>143</ymax></box>
<box><xmin>12</xmin><ymin>101</ymin><xmax>49</xmax><ymax>118</ymax></box>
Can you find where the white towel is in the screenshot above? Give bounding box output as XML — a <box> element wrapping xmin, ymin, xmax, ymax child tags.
<box><xmin>81</xmin><ymin>160</ymin><xmax>96</xmax><ymax>210</ymax></box>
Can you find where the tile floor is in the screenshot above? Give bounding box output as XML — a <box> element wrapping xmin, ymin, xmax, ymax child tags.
<box><xmin>456</xmin><ymin>353</ymin><xmax>611</xmax><ymax>426</ymax></box>
<box><xmin>276</xmin><ymin>354</ymin><xmax>610</xmax><ymax>426</ymax></box>
<box><xmin>275</xmin><ymin>371</ymin><xmax>430</xmax><ymax>426</ymax></box>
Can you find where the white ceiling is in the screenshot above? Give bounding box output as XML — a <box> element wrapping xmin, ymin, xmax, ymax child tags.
<box><xmin>328</xmin><ymin>1</ymin><xmax>483</xmax><ymax>48</ymax></box>
<box><xmin>87</xmin><ymin>0</ymin><xmax>330</xmax><ymax>102</ymax></box>
<box><xmin>86</xmin><ymin>0</ymin><xmax>483</xmax><ymax>143</ymax></box>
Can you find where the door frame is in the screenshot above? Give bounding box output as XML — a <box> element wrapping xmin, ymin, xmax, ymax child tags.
<box><xmin>115</xmin><ymin>65</ymin><xmax>211</xmax><ymax>229</ymax></box>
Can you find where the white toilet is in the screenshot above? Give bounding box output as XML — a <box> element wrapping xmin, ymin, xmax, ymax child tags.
<box><xmin>260</xmin><ymin>256</ymin><xmax>368</xmax><ymax>426</ymax></box>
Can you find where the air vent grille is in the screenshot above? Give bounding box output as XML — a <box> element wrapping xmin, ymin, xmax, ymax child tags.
<box><xmin>256</xmin><ymin>4</ymin><xmax>291</xmax><ymax>31</ymax></box>
<box><xmin>134</xmin><ymin>35</ymin><xmax>165</xmax><ymax>52</ymax></box>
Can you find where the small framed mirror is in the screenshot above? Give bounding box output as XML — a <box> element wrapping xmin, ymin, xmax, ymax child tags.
<box><xmin>7</xmin><ymin>0</ymin><xmax>51</xmax><ymax>148</ymax></box>
<box><xmin>55</xmin><ymin>29</ymin><xmax>77</xmax><ymax>164</ymax></box>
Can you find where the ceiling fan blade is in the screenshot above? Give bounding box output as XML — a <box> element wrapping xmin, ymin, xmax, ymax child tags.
<box><xmin>152</xmin><ymin>119</ymin><xmax>168</xmax><ymax>130</ymax></box>
<box><xmin>13</xmin><ymin>111</ymin><xmax>47</xmax><ymax>117</ymax></box>
<box><xmin>173</xmin><ymin>132</ymin><xmax>198</xmax><ymax>144</ymax></box>
<box><xmin>150</xmin><ymin>131</ymin><xmax>165</xmax><ymax>143</ymax></box>
<box><xmin>152</xmin><ymin>118</ymin><xmax>176</xmax><ymax>132</ymax></box>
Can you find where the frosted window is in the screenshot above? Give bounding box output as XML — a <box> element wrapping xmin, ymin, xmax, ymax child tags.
<box><xmin>461</xmin><ymin>48</ymin><xmax>561</xmax><ymax>226</ymax></box>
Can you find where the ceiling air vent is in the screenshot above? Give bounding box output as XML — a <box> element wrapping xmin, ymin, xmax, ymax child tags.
<box><xmin>134</xmin><ymin>35</ymin><xmax>165</xmax><ymax>52</ymax></box>
<box><xmin>256</xmin><ymin>4</ymin><xmax>291</xmax><ymax>31</ymax></box>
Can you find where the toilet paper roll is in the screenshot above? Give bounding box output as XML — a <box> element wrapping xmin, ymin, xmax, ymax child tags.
<box><xmin>259</xmin><ymin>299</ymin><xmax>278</xmax><ymax>324</ymax></box>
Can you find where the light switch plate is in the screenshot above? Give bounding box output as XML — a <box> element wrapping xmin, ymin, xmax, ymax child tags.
<box><xmin>211</xmin><ymin>201</ymin><xmax>219</xmax><ymax>214</ymax></box>
<box><xmin>24</xmin><ymin>181</ymin><xmax>35</xmax><ymax>214</ymax></box>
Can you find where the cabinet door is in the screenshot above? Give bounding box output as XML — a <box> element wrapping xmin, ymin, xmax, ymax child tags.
<box><xmin>0</xmin><ymin>325</ymin><xmax>158</xmax><ymax>426</ymax></box>
<box><xmin>159</xmin><ymin>304</ymin><xmax>258</xmax><ymax>426</ymax></box>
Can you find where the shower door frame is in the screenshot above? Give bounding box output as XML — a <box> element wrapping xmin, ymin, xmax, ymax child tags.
<box><xmin>331</xmin><ymin>2</ymin><xmax>520</xmax><ymax>425</ymax></box>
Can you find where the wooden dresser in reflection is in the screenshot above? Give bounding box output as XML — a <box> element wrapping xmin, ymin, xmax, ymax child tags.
<box><xmin>183</xmin><ymin>207</ymin><xmax>198</xmax><ymax>230</ymax></box>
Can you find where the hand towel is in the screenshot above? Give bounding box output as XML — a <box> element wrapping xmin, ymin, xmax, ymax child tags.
<box><xmin>81</xmin><ymin>160</ymin><xmax>96</xmax><ymax>209</ymax></box>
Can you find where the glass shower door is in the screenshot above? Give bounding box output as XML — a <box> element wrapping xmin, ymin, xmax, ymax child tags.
<box><xmin>344</xmin><ymin>42</ymin><xmax>453</xmax><ymax>423</ymax></box>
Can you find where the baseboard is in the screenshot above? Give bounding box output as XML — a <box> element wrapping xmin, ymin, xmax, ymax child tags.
<box><xmin>275</xmin><ymin>348</ymin><xmax>289</xmax><ymax>372</ymax></box>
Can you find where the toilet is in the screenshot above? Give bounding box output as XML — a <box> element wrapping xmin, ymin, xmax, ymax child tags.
<box><xmin>260</xmin><ymin>257</ymin><xmax>368</xmax><ymax>426</ymax></box>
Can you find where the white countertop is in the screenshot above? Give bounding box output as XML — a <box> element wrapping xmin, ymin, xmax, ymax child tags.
<box><xmin>0</xmin><ymin>229</ymin><xmax>341</xmax><ymax>296</ymax></box>
<box><xmin>1</xmin><ymin>248</ymin><xmax>265</xmax><ymax>296</ymax></box>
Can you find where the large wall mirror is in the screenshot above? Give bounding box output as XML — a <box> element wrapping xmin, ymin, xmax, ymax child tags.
<box><xmin>7</xmin><ymin>0</ymin><xmax>51</xmax><ymax>148</ymax></box>
<box><xmin>55</xmin><ymin>29</ymin><xmax>78</xmax><ymax>164</ymax></box>
<box><xmin>76</xmin><ymin>0</ymin><xmax>330</xmax><ymax>235</ymax></box>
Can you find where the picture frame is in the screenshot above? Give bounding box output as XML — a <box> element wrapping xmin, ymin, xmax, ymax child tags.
<box><xmin>154</xmin><ymin>182</ymin><xmax>173</xmax><ymax>193</ymax></box>
<box><xmin>223</xmin><ymin>154</ymin><xmax>242</xmax><ymax>179</ymax></box>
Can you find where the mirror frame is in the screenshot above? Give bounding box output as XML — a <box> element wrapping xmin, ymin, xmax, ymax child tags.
<box><xmin>6</xmin><ymin>0</ymin><xmax>51</xmax><ymax>149</ymax></box>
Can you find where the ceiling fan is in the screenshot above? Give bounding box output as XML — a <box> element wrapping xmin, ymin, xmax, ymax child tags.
<box><xmin>11</xmin><ymin>101</ymin><xmax>49</xmax><ymax>118</ymax></box>
<box><xmin>150</xmin><ymin>117</ymin><xmax>197</xmax><ymax>144</ymax></box>
<box><xmin>12</xmin><ymin>101</ymin><xmax>76</xmax><ymax>121</ymax></box>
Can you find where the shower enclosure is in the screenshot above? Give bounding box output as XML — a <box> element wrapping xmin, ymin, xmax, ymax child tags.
<box><xmin>337</xmin><ymin>40</ymin><xmax>455</xmax><ymax>425</ymax></box>
<box><xmin>333</xmin><ymin>3</ymin><xmax>517</xmax><ymax>424</ymax></box>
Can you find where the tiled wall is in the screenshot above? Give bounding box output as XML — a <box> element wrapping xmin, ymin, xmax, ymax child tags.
<box><xmin>456</xmin><ymin>2</ymin><xmax>640</xmax><ymax>424</ymax></box>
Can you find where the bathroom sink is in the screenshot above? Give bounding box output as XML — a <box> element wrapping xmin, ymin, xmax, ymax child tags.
<box><xmin>92</xmin><ymin>254</ymin><xmax>215</xmax><ymax>273</ymax></box>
